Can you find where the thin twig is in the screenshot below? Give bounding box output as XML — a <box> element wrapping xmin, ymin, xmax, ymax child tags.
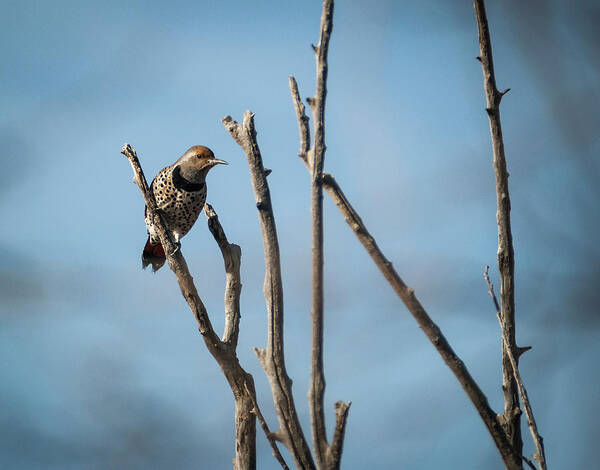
<box><xmin>474</xmin><ymin>0</ymin><xmax>523</xmax><ymax>461</ymax></box>
<box><xmin>307</xmin><ymin>0</ymin><xmax>335</xmax><ymax>467</ymax></box>
<box><xmin>222</xmin><ymin>114</ymin><xmax>316</xmax><ymax>470</ymax></box>
<box><xmin>288</xmin><ymin>90</ymin><xmax>521</xmax><ymax>469</ymax></box>
<box><xmin>289</xmin><ymin>76</ymin><xmax>311</xmax><ymax>163</ymax></box>
<box><xmin>484</xmin><ymin>267</ymin><xmax>547</xmax><ymax>470</ymax></box>
<box><xmin>243</xmin><ymin>382</ymin><xmax>290</xmax><ymax>470</ymax></box>
<box><xmin>121</xmin><ymin>143</ymin><xmax>256</xmax><ymax>470</ymax></box>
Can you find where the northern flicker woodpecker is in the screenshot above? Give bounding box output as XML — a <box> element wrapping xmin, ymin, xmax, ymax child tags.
<box><xmin>142</xmin><ymin>145</ymin><xmax>227</xmax><ymax>271</ymax></box>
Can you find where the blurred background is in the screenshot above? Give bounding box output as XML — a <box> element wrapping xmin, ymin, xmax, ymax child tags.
<box><xmin>1</xmin><ymin>0</ymin><xmax>598</xmax><ymax>468</ymax></box>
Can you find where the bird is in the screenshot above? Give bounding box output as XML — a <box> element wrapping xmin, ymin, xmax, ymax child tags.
<box><xmin>142</xmin><ymin>145</ymin><xmax>227</xmax><ymax>271</ymax></box>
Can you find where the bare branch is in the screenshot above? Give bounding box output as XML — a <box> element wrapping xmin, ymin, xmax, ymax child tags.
<box><xmin>222</xmin><ymin>114</ymin><xmax>315</xmax><ymax>470</ymax></box>
<box><xmin>308</xmin><ymin>0</ymin><xmax>335</xmax><ymax>467</ymax></box>
<box><xmin>121</xmin><ymin>144</ymin><xmax>219</xmax><ymax>342</ymax></box>
<box><xmin>322</xmin><ymin>174</ymin><xmax>522</xmax><ymax>469</ymax></box>
<box><xmin>484</xmin><ymin>268</ymin><xmax>547</xmax><ymax>470</ymax></box>
<box><xmin>288</xmin><ymin>77</ymin><xmax>528</xmax><ymax>467</ymax></box>
<box><xmin>327</xmin><ymin>401</ymin><xmax>351</xmax><ymax>470</ymax></box>
<box><xmin>483</xmin><ymin>265</ymin><xmax>502</xmax><ymax>316</ymax></box>
<box><xmin>121</xmin><ymin>143</ymin><xmax>256</xmax><ymax>470</ymax></box>
<box><xmin>205</xmin><ymin>203</ymin><xmax>242</xmax><ymax>347</ymax></box>
<box><xmin>289</xmin><ymin>76</ymin><xmax>311</xmax><ymax>165</ymax></box>
<box><xmin>243</xmin><ymin>382</ymin><xmax>290</xmax><ymax>470</ymax></box>
<box><xmin>474</xmin><ymin>0</ymin><xmax>523</xmax><ymax>461</ymax></box>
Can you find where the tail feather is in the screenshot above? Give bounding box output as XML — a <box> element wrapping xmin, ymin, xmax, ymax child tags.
<box><xmin>142</xmin><ymin>237</ymin><xmax>166</xmax><ymax>272</ymax></box>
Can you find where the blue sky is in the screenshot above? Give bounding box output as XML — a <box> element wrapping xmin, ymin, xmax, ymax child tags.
<box><xmin>1</xmin><ymin>1</ymin><xmax>599</xmax><ymax>468</ymax></box>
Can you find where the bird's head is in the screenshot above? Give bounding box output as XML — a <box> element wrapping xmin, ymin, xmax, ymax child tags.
<box><xmin>176</xmin><ymin>145</ymin><xmax>228</xmax><ymax>182</ymax></box>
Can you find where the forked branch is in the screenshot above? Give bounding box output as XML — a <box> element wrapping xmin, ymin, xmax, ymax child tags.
<box><xmin>295</xmin><ymin>2</ymin><xmax>352</xmax><ymax>468</ymax></box>
<box><xmin>121</xmin><ymin>143</ymin><xmax>257</xmax><ymax>470</ymax></box>
<box><xmin>474</xmin><ymin>0</ymin><xmax>524</xmax><ymax>463</ymax></box>
<box><xmin>289</xmin><ymin>38</ymin><xmax>522</xmax><ymax>470</ymax></box>
<box><xmin>484</xmin><ymin>267</ymin><xmax>547</xmax><ymax>470</ymax></box>
<box><xmin>306</xmin><ymin>1</ymin><xmax>341</xmax><ymax>468</ymax></box>
<box><xmin>222</xmin><ymin>114</ymin><xmax>315</xmax><ymax>470</ymax></box>
<box><xmin>204</xmin><ymin>203</ymin><xmax>242</xmax><ymax>347</ymax></box>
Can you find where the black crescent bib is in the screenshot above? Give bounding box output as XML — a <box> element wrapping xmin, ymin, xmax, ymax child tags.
<box><xmin>172</xmin><ymin>165</ymin><xmax>205</xmax><ymax>192</ymax></box>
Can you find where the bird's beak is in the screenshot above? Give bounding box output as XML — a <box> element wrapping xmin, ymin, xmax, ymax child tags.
<box><xmin>210</xmin><ymin>158</ymin><xmax>228</xmax><ymax>166</ymax></box>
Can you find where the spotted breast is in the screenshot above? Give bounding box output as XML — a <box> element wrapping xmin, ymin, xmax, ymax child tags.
<box><xmin>142</xmin><ymin>145</ymin><xmax>227</xmax><ymax>271</ymax></box>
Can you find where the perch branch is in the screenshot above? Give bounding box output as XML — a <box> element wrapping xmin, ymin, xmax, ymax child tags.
<box><xmin>121</xmin><ymin>144</ymin><xmax>219</xmax><ymax>342</ymax></box>
<box><xmin>121</xmin><ymin>143</ymin><xmax>256</xmax><ymax>470</ymax></box>
<box><xmin>289</xmin><ymin>89</ymin><xmax>522</xmax><ymax>470</ymax></box>
<box><xmin>474</xmin><ymin>0</ymin><xmax>522</xmax><ymax>460</ymax></box>
<box><xmin>484</xmin><ymin>267</ymin><xmax>547</xmax><ymax>470</ymax></box>
<box><xmin>222</xmin><ymin>114</ymin><xmax>315</xmax><ymax>470</ymax></box>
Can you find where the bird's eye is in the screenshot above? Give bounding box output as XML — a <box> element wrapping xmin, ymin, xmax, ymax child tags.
<box><xmin>196</xmin><ymin>154</ymin><xmax>202</xmax><ymax>158</ymax></box>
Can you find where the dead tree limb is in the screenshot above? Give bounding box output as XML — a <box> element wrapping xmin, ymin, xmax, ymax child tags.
<box><xmin>484</xmin><ymin>267</ymin><xmax>547</xmax><ymax>470</ymax></box>
<box><xmin>474</xmin><ymin>0</ymin><xmax>523</xmax><ymax>464</ymax></box>
<box><xmin>121</xmin><ymin>143</ymin><xmax>257</xmax><ymax>470</ymax></box>
<box><xmin>292</xmin><ymin>2</ymin><xmax>351</xmax><ymax>468</ymax></box>
<box><xmin>205</xmin><ymin>203</ymin><xmax>242</xmax><ymax>347</ymax></box>
<box><xmin>222</xmin><ymin>114</ymin><xmax>316</xmax><ymax>470</ymax></box>
<box><xmin>305</xmin><ymin>1</ymin><xmax>348</xmax><ymax>469</ymax></box>
<box><xmin>243</xmin><ymin>382</ymin><xmax>290</xmax><ymax>470</ymax></box>
<box><xmin>290</xmin><ymin>60</ymin><xmax>522</xmax><ymax>470</ymax></box>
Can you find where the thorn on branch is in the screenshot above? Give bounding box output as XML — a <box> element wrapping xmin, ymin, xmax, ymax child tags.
<box><xmin>476</xmin><ymin>56</ymin><xmax>482</xmax><ymax>62</ymax></box>
<box><xmin>306</xmin><ymin>97</ymin><xmax>316</xmax><ymax>108</ymax></box>
<box><xmin>498</xmin><ymin>88</ymin><xmax>511</xmax><ymax>104</ymax></box>
<box><xmin>311</xmin><ymin>43</ymin><xmax>318</xmax><ymax>53</ymax></box>
<box><xmin>517</xmin><ymin>346</ymin><xmax>532</xmax><ymax>357</ymax></box>
<box><xmin>264</xmin><ymin>168</ymin><xmax>272</xmax><ymax>177</ymax></box>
